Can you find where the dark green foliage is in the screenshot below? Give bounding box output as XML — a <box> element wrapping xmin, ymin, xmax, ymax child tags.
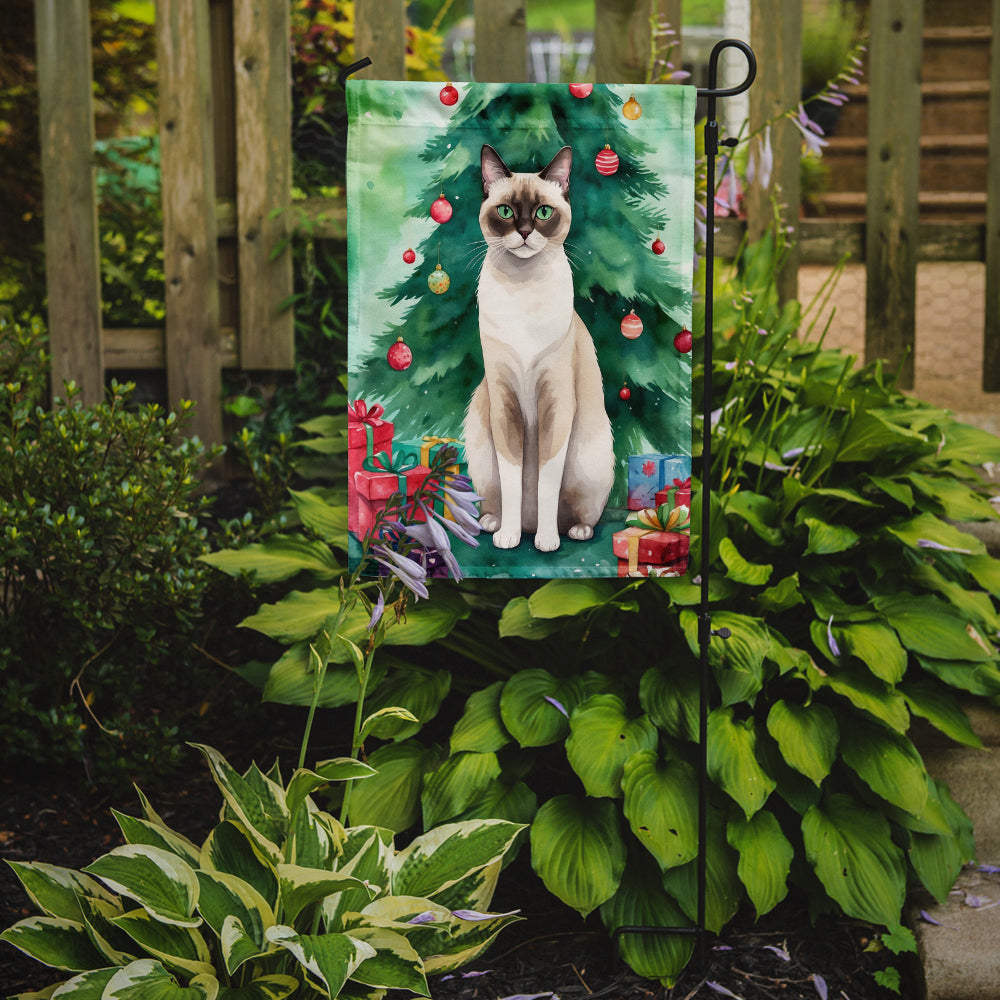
<box><xmin>0</xmin><ymin>317</ymin><xmax>220</xmax><ymax>783</ymax></box>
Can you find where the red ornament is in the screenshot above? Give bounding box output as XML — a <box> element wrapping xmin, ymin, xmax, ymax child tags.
<box><xmin>569</xmin><ymin>82</ymin><xmax>593</xmax><ymax>98</ymax></box>
<box><xmin>620</xmin><ymin>311</ymin><xmax>643</xmax><ymax>340</ymax></box>
<box><xmin>387</xmin><ymin>337</ymin><xmax>412</xmax><ymax>371</ymax></box>
<box><xmin>439</xmin><ymin>84</ymin><xmax>459</xmax><ymax>106</ymax></box>
<box><xmin>430</xmin><ymin>195</ymin><xmax>453</xmax><ymax>224</ymax></box>
<box><xmin>674</xmin><ymin>328</ymin><xmax>693</xmax><ymax>353</ymax></box>
<box><xmin>402</xmin><ymin>247</ymin><xmax>416</xmax><ymax>264</ymax></box>
<box><xmin>651</xmin><ymin>238</ymin><xmax>665</xmax><ymax>255</ymax></box>
<box><xmin>619</xmin><ymin>384</ymin><xmax>631</xmax><ymax>401</ymax></box>
<box><xmin>595</xmin><ymin>145</ymin><xmax>620</xmax><ymax>176</ymax></box>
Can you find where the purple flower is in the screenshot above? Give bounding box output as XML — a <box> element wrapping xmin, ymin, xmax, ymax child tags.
<box><xmin>791</xmin><ymin>104</ymin><xmax>829</xmax><ymax>156</ymax></box>
<box><xmin>706</xmin><ymin>983</ymin><xmax>742</xmax><ymax>999</ymax></box>
<box><xmin>371</xmin><ymin>543</ymin><xmax>429</xmax><ymax>600</ymax></box>
<box><xmin>451</xmin><ymin>908</ymin><xmax>520</xmax><ymax>921</ymax></box>
<box><xmin>402</xmin><ymin>512</ymin><xmax>463</xmax><ymax>581</ymax></box>
<box><xmin>812</xmin><ymin>974</ymin><xmax>828</xmax><ymax>1000</ymax></box>
<box><xmin>827</xmin><ymin>616</ymin><xmax>841</xmax><ymax>658</ymax></box>
<box><xmin>440</xmin><ymin>482</ymin><xmax>484</xmax><ymax>538</ymax></box>
<box><xmin>746</xmin><ymin>125</ymin><xmax>773</xmax><ymax>191</ymax></box>
<box><xmin>367</xmin><ymin>590</ymin><xmax>385</xmax><ymax>631</ymax></box>
<box><xmin>544</xmin><ymin>695</ymin><xmax>569</xmax><ymax>717</ymax></box>
<box><xmin>763</xmin><ymin>944</ymin><xmax>790</xmax><ymax>961</ymax></box>
<box><xmin>917</xmin><ymin>538</ymin><xmax>973</xmax><ymax>554</ymax></box>
<box><xmin>407</xmin><ymin>911</ymin><xmax>438</xmax><ymax>925</ymax></box>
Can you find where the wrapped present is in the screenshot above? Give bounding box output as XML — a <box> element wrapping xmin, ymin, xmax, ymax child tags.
<box><xmin>654</xmin><ymin>475</ymin><xmax>692</xmax><ymax>511</ymax></box>
<box><xmin>627</xmin><ymin>454</ymin><xmax>691</xmax><ymax>510</ymax></box>
<box><xmin>613</xmin><ymin>505</ymin><xmax>691</xmax><ymax>576</ymax></box>
<box><xmin>348</xmin><ymin>400</ymin><xmax>394</xmax><ymax>528</ymax></box>
<box><xmin>617</xmin><ymin>556</ymin><xmax>689</xmax><ymax>578</ymax></box>
<box><xmin>352</xmin><ymin>449</ymin><xmax>430</xmax><ymax>537</ymax></box>
<box><xmin>396</xmin><ymin>434</ymin><xmax>466</xmax><ymax>521</ymax></box>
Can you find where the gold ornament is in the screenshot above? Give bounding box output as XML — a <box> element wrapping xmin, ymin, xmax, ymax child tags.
<box><xmin>623</xmin><ymin>95</ymin><xmax>643</xmax><ymax>121</ymax></box>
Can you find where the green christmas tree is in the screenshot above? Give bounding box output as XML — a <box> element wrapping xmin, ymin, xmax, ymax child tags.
<box><xmin>348</xmin><ymin>80</ymin><xmax>695</xmax><ymax>509</ymax></box>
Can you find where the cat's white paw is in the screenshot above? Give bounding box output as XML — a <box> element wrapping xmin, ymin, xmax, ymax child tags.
<box><xmin>534</xmin><ymin>531</ymin><xmax>561</xmax><ymax>552</ymax></box>
<box><xmin>479</xmin><ymin>513</ymin><xmax>500</xmax><ymax>533</ymax></box>
<box><xmin>567</xmin><ymin>523</ymin><xmax>594</xmax><ymax>541</ymax></box>
<box><xmin>493</xmin><ymin>526</ymin><xmax>521</xmax><ymax>549</ymax></box>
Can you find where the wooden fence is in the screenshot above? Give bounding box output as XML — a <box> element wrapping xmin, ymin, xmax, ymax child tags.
<box><xmin>33</xmin><ymin>0</ymin><xmax>1000</xmax><ymax>445</ymax></box>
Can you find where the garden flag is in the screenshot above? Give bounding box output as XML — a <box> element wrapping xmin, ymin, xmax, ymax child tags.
<box><xmin>346</xmin><ymin>80</ymin><xmax>696</xmax><ymax>579</ymax></box>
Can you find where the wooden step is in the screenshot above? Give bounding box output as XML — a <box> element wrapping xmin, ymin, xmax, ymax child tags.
<box><xmin>922</xmin><ymin>0</ymin><xmax>992</xmax><ymax>28</ymax></box>
<box><xmin>813</xmin><ymin>190</ymin><xmax>987</xmax><ymax>222</ymax></box>
<box><xmin>922</xmin><ymin>25</ymin><xmax>993</xmax><ymax>83</ymax></box>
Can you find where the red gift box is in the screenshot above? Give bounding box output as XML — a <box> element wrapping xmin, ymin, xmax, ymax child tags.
<box><xmin>654</xmin><ymin>476</ymin><xmax>692</xmax><ymax>510</ymax></box>
<box><xmin>352</xmin><ymin>453</ymin><xmax>431</xmax><ymax>537</ymax></box>
<box><xmin>612</xmin><ymin>526</ymin><xmax>689</xmax><ymax>566</ymax></box>
<box><xmin>617</xmin><ymin>556</ymin><xmax>690</xmax><ymax>578</ymax></box>
<box><xmin>348</xmin><ymin>400</ymin><xmax>394</xmax><ymax>529</ymax></box>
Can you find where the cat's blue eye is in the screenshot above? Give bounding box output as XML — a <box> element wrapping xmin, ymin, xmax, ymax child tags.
<box><xmin>535</xmin><ymin>205</ymin><xmax>554</xmax><ymax>221</ymax></box>
<box><xmin>496</xmin><ymin>205</ymin><xmax>514</xmax><ymax>220</ymax></box>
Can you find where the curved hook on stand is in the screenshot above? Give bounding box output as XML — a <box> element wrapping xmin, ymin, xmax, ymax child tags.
<box><xmin>338</xmin><ymin>56</ymin><xmax>373</xmax><ymax>90</ymax></box>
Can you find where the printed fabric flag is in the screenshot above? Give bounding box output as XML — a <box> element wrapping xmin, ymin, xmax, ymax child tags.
<box><xmin>347</xmin><ymin>80</ymin><xmax>696</xmax><ymax>579</ymax></box>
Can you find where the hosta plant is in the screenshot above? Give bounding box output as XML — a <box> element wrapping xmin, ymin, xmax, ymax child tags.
<box><xmin>1</xmin><ymin>744</ymin><xmax>523</xmax><ymax>999</ymax></box>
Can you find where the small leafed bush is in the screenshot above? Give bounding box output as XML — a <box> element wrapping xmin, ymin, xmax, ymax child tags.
<box><xmin>1</xmin><ymin>744</ymin><xmax>524</xmax><ymax>998</ymax></box>
<box><xmin>0</xmin><ymin>317</ymin><xmax>219</xmax><ymax>782</ymax></box>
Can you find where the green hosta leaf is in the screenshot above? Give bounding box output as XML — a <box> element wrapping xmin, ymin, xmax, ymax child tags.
<box><xmin>599</xmin><ymin>853</ymin><xmax>694</xmax><ymax>987</ymax></box>
<box><xmin>765</xmin><ymin>700</ymin><xmax>838</xmax><ymax>786</ymax></box>
<box><xmin>836</xmin><ymin>621</ymin><xmax>907</xmax><ymax>684</ymax></box>
<box><xmin>621</xmin><ymin>751</ymin><xmax>698</xmax><ymax>871</ymax></box>
<box><xmin>565</xmin><ymin>695</ymin><xmax>658</xmax><ymax>798</ymax></box>
<box><xmin>200</xmin><ymin>822</ymin><xmax>278</xmax><ymax>910</ymax></box>
<box><xmin>910</xmin><ymin>562</ymin><xmax>1000</xmax><ymax>633</ymax></box>
<box><xmin>216</xmin><ymin>975</ymin><xmax>299</xmax><ymax>1000</ymax></box>
<box><xmin>639</xmin><ymin>664</ymin><xmax>699</xmax><ymax>742</ymax></box>
<box><xmin>835</xmin><ymin>409</ymin><xmax>927</xmax><ymax>463</ymax></box>
<box><xmin>724</xmin><ymin>490</ymin><xmax>784</xmax><ymax>545</ymax></box>
<box><xmin>527</xmin><ymin>579</ymin><xmax>619</xmax><ymax>617</ymax></box>
<box><xmin>707</xmin><ymin>708</ymin><xmax>776</xmax><ymax>818</ymax></box>
<box><xmin>360</xmin><ymin>706</ymin><xmax>421</xmax><ymax>742</ymax></box>
<box><xmin>802</xmin><ymin>793</ymin><xmax>906</xmax><ymax>926</ymax></box>
<box><xmin>264</xmin><ymin>926</ymin><xmax>375</xmax><ymax>998</ymax></box>
<box><xmin>453</xmin><ymin>779</ymin><xmax>538</xmax><ymax>827</ymax></box>
<box><xmin>111</xmin><ymin>909</ymin><xmax>214</xmax><ymax>978</ymax></box>
<box><xmin>190</xmin><ymin>746</ymin><xmax>287</xmax><ymax>863</ymax></box>
<box><xmin>347</xmin><ymin>740</ymin><xmax>442</xmax><ymax>832</ymax></box>
<box><xmin>4</xmin><ymin>862</ymin><xmax>118</xmax><ymax>923</ymax></box>
<box><xmin>886</xmin><ymin>512</ymin><xmax>985</xmax><ymax>556</ymax></box>
<box><xmin>260</xmin><ymin>643</ymin><xmax>384</xmax><ymax>708</ymax></box>
<box><xmin>421</xmin><ymin>751</ymin><xmax>502</xmax><ymax>828</ymax></box>
<box><xmin>346</xmin><ymin>926</ymin><xmax>428</xmax><ymax>994</ymax></box>
<box><xmin>874</xmin><ymin>593</ymin><xmax>995</xmax><ymax>662</ymax></box>
<box><xmin>718</xmin><ymin>537</ymin><xmax>773</xmax><ymax>586</ymax></box>
<box><xmin>103</xmin><ymin>959</ymin><xmax>218</xmax><ymax>1000</ymax></box>
<box><xmin>393</xmin><ymin>820</ymin><xmax>524</xmax><ymax>901</ymax></box>
<box><xmin>497</xmin><ymin>596</ymin><xmax>564</xmax><ymax>639</ymax></box>
<box><xmin>200</xmin><ymin>535</ymin><xmax>340</xmax><ymax>583</ymax></box>
<box><xmin>112</xmin><ymin>812</ymin><xmax>201</xmax><ymax>868</ymax></box>
<box><xmin>906</xmin><ymin>472</ymin><xmax>998</xmax><ymax>521</ymax></box>
<box><xmin>727</xmin><ymin>811</ymin><xmax>793</xmax><ymax>918</ymax></box>
<box><xmin>803</xmin><ymin>517</ymin><xmax>859</xmax><ymax>555</ymax></box>
<box><xmin>966</xmin><ymin>553</ymin><xmax>1000</xmax><ymax>597</ymax></box>
<box><xmin>681</xmin><ymin>610</ymin><xmax>771</xmax><ymax>706</ymax></box>
<box><xmin>362</xmin><ymin>667</ymin><xmax>451</xmax><ymax>740</ymax></box>
<box><xmin>530</xmin><ymin>795</ymin><xmax>626</xmax><ymax>917</ymax></box>
<box><xmin>866</xmin><ymin>474</ymin><xmax>914</xmax><ymax>509</ymax></box>
<box><xmin>936</xmin><ymin>421</ymin><xmax>1000</xmax><ymax>464</ymax></box>
<box><xmin>0</xmin><ymin>916</ymin><xmax>107</xmax><ymax>971</ymax></box>
<box><xmin>901</xmin><ymin>680</ymin><xmax>983</xmax><ymax>748</ymax></box>
<box><xmin>661</xmin><ymin>811</ymin><xmax>741</xmax><ymax>933</ymax></box>
<box><xmin>916</xmin><ymin>655</ymin><xmax>1000</xmax><ymax>697</ymax></box>
<box><xmin>195</xmin><ymin>871</ymin><xmax>273</xmax><ymax>974</ymax></box>
<box><xmin>755</xmin><ymin>573</ymin><xmax>805</xmax><ymax>614</ymax></box>
<box><xmin>499</xmin><ymin>670</ymin><xmax>584</xmax><ymax>747</ymax></box>
<box><xmin>909</xmin><ymin>827</ymin><xmax>966</xmax><ymax>905</ymax></box>
<box><xmin>277</xmin><ymin>865</ymin><xmax>374</xmax><ymax>925</ymax></box>
<box><xmin>839</xmin><ymin>718</ymin><xmax>929</xmax><ymax>816</ymax></box>
<box><xmin>288</xmin><ymin>488</ymin><xmax>349</xmax><ymax>544</ymax></box>
<box><xmin>810</xmin><ymin>662</ymin><xmax>910</xmax><ymax>732</ymax></box>
<box><xmin>83</xmin><ymin>846</ymin><xmax>200</xmax><ymax>928</ymax></box>
<box><xmin>450</xmin><ymin>682</ymin><xmax>511</xmax><ymax>754</ymax></box>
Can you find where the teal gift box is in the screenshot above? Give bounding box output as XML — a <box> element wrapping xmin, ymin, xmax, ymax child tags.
<box><xmin>627</xmin><ymin>454</ymin><xmax>690</xmax><ymax>511</ymax></box>
<box><xmin>396</xmin><ymin>435</ymin><xmax>467</xmax><ymax>521</ymax></box>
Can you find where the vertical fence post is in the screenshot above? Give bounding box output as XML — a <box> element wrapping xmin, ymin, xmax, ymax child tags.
<box><xmin>864</xmin><ymin>0</ymin><xmax>923</xmax><ymax>389</ymax></box>
<box><xmin>983</xmin><ymin>0</ymin><xmax>1000</xmax><ymax>390</ymax></box>
<box><xmin>355</xmin><ymin>0</ymin><xmax>407</xmax><ymax>79</ymax></box>
<box><xmin>34</xmin><ymin>0</ymin><xmax>104</xmax><ymax>405</ymax></box>
<box><xmin>746</xmin><ymin>0</ymin><xmax>801</xmax><ymax>305</ymax></box>
<box><xmin>233</xmin><ymin>0</ymin><xmax>294</xmax><ymax>369</ymax></box>
<box><xmin>157</xmin><ymin>0</ymin><xmax>223</xmax><ymax>445</ymax></box>
<box><xmin>594</xmin><ymin>0</ymin><xmax>672</xmax><ymax>84</ymax></box>
<box><xmin>474</xmin><ymin>0</ymin><xmax>527</xmax><ymax>82</ymax></box>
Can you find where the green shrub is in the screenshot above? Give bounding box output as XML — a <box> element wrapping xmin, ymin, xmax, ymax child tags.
<box><xmin>0</xmin><ymin>317</ymin><xmax>220</xmax><ymax>783</ymax></box>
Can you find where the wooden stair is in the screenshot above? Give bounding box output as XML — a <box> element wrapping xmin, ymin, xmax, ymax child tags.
<box><xmin>813</xmin><ymin>3</ymin><xmax>993</xmax><ymax>222</ymax></box>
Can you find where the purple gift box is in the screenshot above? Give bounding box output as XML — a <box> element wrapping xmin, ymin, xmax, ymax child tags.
<box><xmin>627</xmin><ymin>454</ymin><xmax>691</xmax><ymax>511</ymax></box>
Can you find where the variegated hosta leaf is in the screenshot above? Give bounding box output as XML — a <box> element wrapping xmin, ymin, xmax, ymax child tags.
<box><xmin>529</xmin><ymin>796</ymin><xmax>626</xmax><ymax>917</ymax></box>
<box><xmin>190</xmin><ymin>745</ymin><xmax>287</xmax><ymax>863</ymax></box>
<box><xmin>200</xmin><ymin>822</ymin><xmax>279</xmax><ymax>911</ymax></box>
<box><xmin>727</xmin><ymin>810</ymin><xmax>793</xmax><ymax>918</ymax></box>
<box><xmin>214</xmin><ymin>974</ymin><xmax>300</xmax><ymax>1000</ymax></box>
<box><xmin>565</xmin><ymin>695</ymin><xmax>658</xmax><ymax>799</ymax></box>
<box><xmin>323</xmin><ymin>829</ymin><xmax>393</xmax><ymax>931</ymax></box>
<box><xmin>110</xmin><ymin>908</ymin><xmax>214</xmax><ymax>978</ymax></box>
<box><xmin>450</xmin><ymin>681</ymin><xmax>511</xmax><ymax>754</ymax></box>
<box><xmin>344</xmin><ymin>926</ymin><xmax>429</xmax><ymax>995</ymax></box>
<box><xmin>46</xmin><ymin>966</ymin><xmax>118</xmax><ymax>997</ymax></box>
<box><xmin>83</xmin><ymin>845</ymin><xmax>200</xmax><ymax>928</ymax></box>
<box><xmin>112</xmin><ymin>810</ymin><xmax>201</xmax><ymax>868</ymax></box>
<box><xmin>4</xmin><ymin>862</ymin><xmax>118</xmax><ymax>922</ymax></box>
<box><xmin>285</xmin><ymin>761</ymin><xmax>376</xmax><ymax>823</ymax></box>
<box><xmin>265</xmin><ymin>925</ymin><xmax>376</xmax><ymax>998</ymax></box>
<box><xmin>288</xmin><ymin>802</ymin><xmax>344</xmax><ymax>871</ymax></box>
<box><xmin>802</xmin><ymin>793</ymin><xmax>906</xmax><ymax>926</ymax></box>
<box><xmin>424</xmin><ymin>859</ymin><xmax>501</xmax><ymax>916</ymax></box>
<box><xmin>421</xmin><ymin>907</ymin><xmax>522</xmax><ymax>975</ymax></box>
<box><xmin>706</xmin><ymin>707</ymin><xmax>776</xmax><ymax>819</ymax></box>
<box><xmin>765</xmin><ymin>700</ymin><xmax>838</xmax><ymax>786</ymax></box>
<box><xmin>421</xmin><ymin>751</ymin><xmax>502</xmax><ymax>829</ymax></box>
<box><xmin>102</xmin><ymin>958</ymin><xmax>218</xmax><ymax>999</ymax></box>
<box><xmin>621</xmin><ymin>751</ymin><xmax>699</xmax><ymax>871</ymax></box>
<box><xmin>0</xmin><ymin>916</ymin><xmax>107</xmax><ymax>971</ymax></box>
<box><xmin>499</xmin><ymin>669</ymin><xmax>585</xmax><ymax>747</ymax></box>
<box><xmin>391</xmin><ymin>820</ymin><xmax>524</xmax><ymax>901</ymax></box>
<box><xmin>195</xmin><ymin>871</ymin><xmax>274</xmax><ymax>973</ymax></box>
<box><xmin>77</xmin><ymin>894</ymin><xmax>136</xmax><ymax>966</ymax></box>
<box><xmin>276</xmin><ymin>864</ymin><xmax>376</xmax><ymax>925</ymax></box>
<box><xmin>599</xmin><ymin>854</ymin><xmax>694</xmax><ymax>987</ymax></box>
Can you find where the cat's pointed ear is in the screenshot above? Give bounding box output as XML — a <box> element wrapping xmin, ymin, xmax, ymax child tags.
<box><xmin>481</xmin><ymin>144</ymin><xmax>512</xmax><ymax>195</ymax></box>
<box><xmin>539</xmin><ymin>146</ymin><xmax>572</xmax><ymax>195</ymax></box>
